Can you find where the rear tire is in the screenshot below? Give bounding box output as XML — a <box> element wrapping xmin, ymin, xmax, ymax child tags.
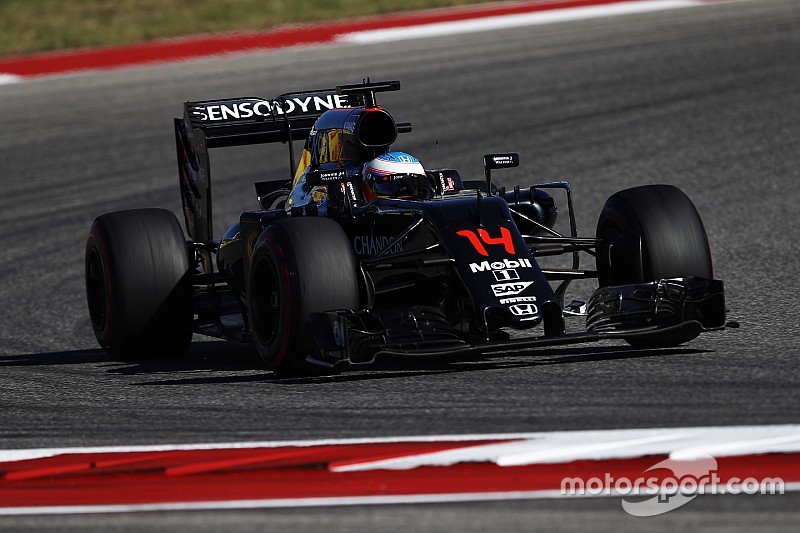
<box><xmin>85</xmin><ymin>208</ymin><xmax>193</xmax><ymax>357</ymax></box>
<box><xmin>247</xmin><ymin>217</ymin><xmax>360</xmax><ymax>376</ymax></box>
<box><xmin>595</xmin><ymin>184</ymin><xmax>713</xmax><ymax>347</ymax></box>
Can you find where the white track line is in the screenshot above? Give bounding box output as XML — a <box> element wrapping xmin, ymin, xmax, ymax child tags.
<box><xmin>670</xmin><ymin>434</ymin><xmax>800</xmax><ymax>460</ymax></box>
<box><xmin>0</xmin><ymin>0</ymin><xmax>732</xmax><ymax>85</ymax></box>
<box><xmin>0</xmin><ymin>74</ymin><xmax>22</xmax><ymax>85</ymax></box>
<box><xmin>2</xmin><ymin>483</ymin><xmax>799</xmax><ymax>516</ymax></box>
<box><xmin>0</xmin><ymin>432</ymin><xmax>541</xmax><ymax>463</ymax></box>
<box><xmin>339</xmin><ymin>0</ymin><xmax>708</xmax><ymax>44</ymax></box>
<box><xmin>0</xmin><ymin>490</ymin><xmax>576</xmax><ymax>516</ymax></box>
<box><xmin>3</xmin><ymin>425</ymin><xmax>800</xmax><ymax>467</ymax></box>
<box><xmin>332</xmin><ymin>425</ymin><xmax>800</xmax><ymax>471</ymax></box>
<box><xmin>333</xmin><ymin>433</ymin><xmax>691</xmax><ymax>472</ymax></box>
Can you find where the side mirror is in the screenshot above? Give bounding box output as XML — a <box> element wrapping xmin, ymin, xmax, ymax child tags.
<box><xmin>483</xmin><ymin>153</ymin><xmax>519</xmax><ymax>169</ymax></box>
<box><xmin>482</xmin><ymin>152</ymin><xmax>519</xmax><ymax>194</ymax></box>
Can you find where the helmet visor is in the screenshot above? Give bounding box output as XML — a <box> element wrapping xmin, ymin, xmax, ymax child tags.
<box><xmin>370</xmin><ymin>173</ymin><xmax>434</xmax><ymax>199</ymax></box>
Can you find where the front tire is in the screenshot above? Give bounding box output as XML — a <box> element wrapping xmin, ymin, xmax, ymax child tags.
<box><xmin>595</xmin><ymin>184</ymin><xmax>713</xmax><ymax>346</ymax></box>
<box><xmin>247</xmin><ymin>217</ymin><xmax>360</xmax><ymax>376</ymax></box>
<box><xmin>85</xmin><ymin>208</ymin><xmax>193</xmax><ymax>357</ymax></box>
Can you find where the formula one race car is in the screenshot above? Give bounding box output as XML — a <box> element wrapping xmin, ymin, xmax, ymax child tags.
<box><xmin>85</xmin><ymin>80</ymin><xmax>727</xmax><ymax>375</ymax></box>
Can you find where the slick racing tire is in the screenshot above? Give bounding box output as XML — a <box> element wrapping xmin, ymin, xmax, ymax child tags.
<box><xmin>85</xmin><ymin>208</ymin><xmax>193</xmax><ymax>357</ymax></box>
<box><xmin>247</xmin><ymin>217</ymin><xmax>360</xmax><ymax>376</ymax></box>
<box><xmin>595</xmin><ymin>184</ymin><xmax>713</xmax><ymax>347</ymax></box>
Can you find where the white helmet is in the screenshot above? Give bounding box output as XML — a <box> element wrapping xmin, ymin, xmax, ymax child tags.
<box><xmin>363</xmin><ymin>152</ymin><xmax>433</xmax><ymax>199</ymax></box>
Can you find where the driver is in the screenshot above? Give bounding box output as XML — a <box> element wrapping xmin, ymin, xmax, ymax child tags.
<box><xmin>362</xmin><ymin>152</ymin><xmax>436</xmax><ymax>201</ymax></box>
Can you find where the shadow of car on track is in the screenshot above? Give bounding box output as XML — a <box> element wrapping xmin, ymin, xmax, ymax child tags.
<box><xmin>266</xmin><ymin>344</ymin><xmax>714</xmax><ymax>385</ymax></box>
<box><xmin>0</xmin><ymin>341</ymin><xmax>262</xmax><ymax>372</ymax></box>
<box><xmin>0</xmin><ymin>342</ymin><xmax>713</xmax><ymax>386</ymax></box>
<box><xmin>0</xmin><ymin>349</ymin><xmax>111</xmax><ymax>367</ymax></box>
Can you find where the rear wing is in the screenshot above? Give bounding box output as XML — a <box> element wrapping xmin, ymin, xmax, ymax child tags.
<box><xmin>182</xmin><ymin>90</ymin><xmax>353</xmax><ymax>148</ymax></box>
<box><xmin>175</xmin><ymin>80</ymin><xmax>401</xmax><ymax>242</ymax></box>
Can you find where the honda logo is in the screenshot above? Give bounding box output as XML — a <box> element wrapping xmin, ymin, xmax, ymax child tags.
<box><xmin>509</xmin><ymin>303</ymin><xmax>538</xmax><ymax>316</ymax></box>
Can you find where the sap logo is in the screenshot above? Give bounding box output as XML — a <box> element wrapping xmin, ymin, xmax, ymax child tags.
<box><xmin>469</xmin><ymin>258</ymin><xmax>532</xmax><ymax>273</ymax></box>
<box><xmin>456</xmin><ymin>227</ymin><xmax>515</xmax><ymax>256</ymax></box>
<box><xmin>499</xmin><ymin>296</ymin><xmax>537</xmax><ymax>304</ymax></box>
<box><xmin>491</xmin><ymin>281</ymin><xmax>533</xmax><ymax>296</ymax></box>
<box><xmin>509</xmin><ymin>303</ymin><xmax>538</xmax><ymax>316</ymax></box>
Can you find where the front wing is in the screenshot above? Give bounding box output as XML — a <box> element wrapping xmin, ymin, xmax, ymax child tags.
<box><xmin>305</xmin><ymin>276</ymin><xmax>727</xmax><ymax>369</ymax></box>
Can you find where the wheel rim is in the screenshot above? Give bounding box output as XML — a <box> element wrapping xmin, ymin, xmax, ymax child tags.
<box><xmin>251</xmin><ymin>255</ymin><xmax>282</xmax><ymax>346</ymax></box>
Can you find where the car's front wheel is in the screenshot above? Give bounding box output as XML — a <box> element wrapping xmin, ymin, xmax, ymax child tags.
<box><xmin>247</xmin><ymin>217</ymin><xmax>360</xmax><ymax>376</ymax></box>
<box><xmin>595</xmin><ymin>184</ymin><xmax>714</xmax><ymax>347</ymax></box>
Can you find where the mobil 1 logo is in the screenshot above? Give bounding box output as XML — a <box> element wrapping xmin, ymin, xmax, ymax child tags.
<box><xmin>470</xmin><ymin>257</ymin><xmax>534</xmax><ymax>294</ymax></box>
<box><xmin>469</xmin><ymin>257</ymin><xmax>532</xmax><ymax>283</ymax></box>
<box><xmin>492</xmin><ymin>269</ymin><xmax>519</xmax><ymax>282</ymax></box>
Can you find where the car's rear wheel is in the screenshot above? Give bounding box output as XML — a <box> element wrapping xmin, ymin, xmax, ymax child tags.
<box><xmin>85</xmin><ymin>208</ymin><xmax>193</xmax><ymax>357</ymax></box>
<box><xmin>595</xmin><ymin>184</ymin><xmax>713</xmax><ymax>347</ymax></box>
<box><xmin>247</xmin><ymin>217</ymin><xmax>360</xmax><ymax>376</ymax></box>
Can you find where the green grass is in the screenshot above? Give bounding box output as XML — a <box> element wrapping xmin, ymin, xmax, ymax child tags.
<box><xmin>0</xmin><ymin>0</ymin><xmax>494</xmax><ymax>57</ymax></box>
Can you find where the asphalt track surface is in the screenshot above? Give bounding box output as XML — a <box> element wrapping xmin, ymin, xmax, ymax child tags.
<box><xmin>1</xmin><ymin>0</ymin><xmax>799</xmax><ymax>529</ymax></box>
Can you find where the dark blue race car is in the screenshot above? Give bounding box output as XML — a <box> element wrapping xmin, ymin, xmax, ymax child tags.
<box><xmin>84</xmin><ymin>80</ymin><xmax>728</xmax><ymax>376</ymax></box>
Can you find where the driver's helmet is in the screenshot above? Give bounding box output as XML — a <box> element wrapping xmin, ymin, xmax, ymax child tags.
<box><xmin>363</xmin><ymin>152</ymin><xmax>434</xmax><ymax>200</ymax></box>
